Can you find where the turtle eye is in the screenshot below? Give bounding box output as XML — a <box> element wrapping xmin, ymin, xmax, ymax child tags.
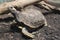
<box><xmin>10</xmin><ymin>7</ymin><xmax>15</xmax><ymax>10</ymax></box>
<box><xmin>8</xmin><ymin>6</ymin><xmax>16</xmax><ymax>11</ymax></box>
<box><xmin>10</xmin><ymin>6</ymin><xmax>13</xmax><ymax>9</ymax></box>
<box><xmin>8</xmin><ymin>6</ymin><xmax>14</xmax><ymax>10</ymax></box>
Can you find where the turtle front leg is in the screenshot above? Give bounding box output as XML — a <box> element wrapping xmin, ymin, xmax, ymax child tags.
<box><xmin>18</xmin><ymin>26</ymin><xmax>35</xmax><ymax>38</ymax></box>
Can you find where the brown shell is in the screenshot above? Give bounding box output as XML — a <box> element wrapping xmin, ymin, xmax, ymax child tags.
<box><xmin>16</xmin><ymin>6</ymin><xmax>47</xmax><ymax>28</ymax></box>
<box><xmin>8</xmin><ymin>5</ymin><xmax>47</xmax><ymax>28</ymax></box>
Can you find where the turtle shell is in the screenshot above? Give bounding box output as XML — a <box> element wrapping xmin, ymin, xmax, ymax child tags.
<box><xmin>9</xmin><ymin>5</ymin><xmax>47</xmax><ymax>28</ymax></box>
<box><xmin>15</xmin><ymin>6</ymin><xmax>47</xmax><ymax>28</ymax></box>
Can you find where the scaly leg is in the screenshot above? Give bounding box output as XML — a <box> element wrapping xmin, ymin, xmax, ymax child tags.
<box><xmin>18</xmin><ymin>26</ymin><xmax>35</xmax><ymax>38</ymax></box>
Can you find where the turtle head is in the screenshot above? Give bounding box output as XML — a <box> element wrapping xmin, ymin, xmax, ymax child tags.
<box><xmin>8</xmin><ymin>6</ymin><xmax>17</xmax><ymax>13</ymax></box>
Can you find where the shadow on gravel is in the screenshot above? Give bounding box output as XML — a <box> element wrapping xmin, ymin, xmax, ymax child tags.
<box><xmin>0</xmin><ymin>17</ymin><xmax>15</xmax><ymax>22</ymax></box>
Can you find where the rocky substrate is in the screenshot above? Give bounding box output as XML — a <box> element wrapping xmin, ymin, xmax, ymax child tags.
<box><xmin>0</xmin><ymin>6</ymin><xmax>60</xmax><ymax>40</ymax></box>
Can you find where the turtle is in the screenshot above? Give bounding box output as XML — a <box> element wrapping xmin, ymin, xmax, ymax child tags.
<box><xmin>8</xmin><ymin>5</ymin><xmax>48</xmax><ymax>38</ymax></box>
